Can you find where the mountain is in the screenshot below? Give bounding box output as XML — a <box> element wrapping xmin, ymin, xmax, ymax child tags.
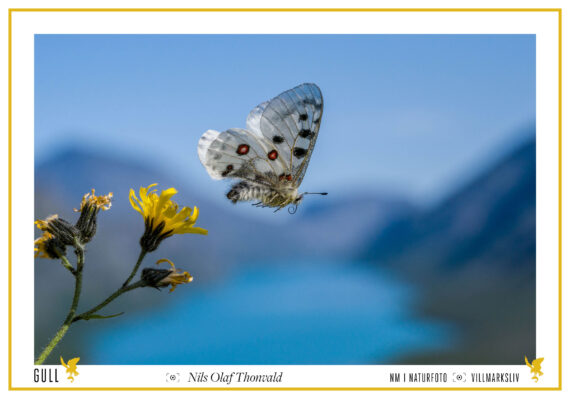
<box><xmin>363</xmin><ymin>138</ymin><xmax>536</xmax><ymax>364</ymax></box>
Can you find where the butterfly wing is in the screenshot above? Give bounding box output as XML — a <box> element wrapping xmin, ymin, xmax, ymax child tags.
<box><xmin>246</xmin><ymin>83</ymin><xmax>323</xmax><ymax>186</ymax></box>
<box><xmin>197</xmin><ymin>128</ymin><xmax>288</xmax><ymax>186</ymax></box>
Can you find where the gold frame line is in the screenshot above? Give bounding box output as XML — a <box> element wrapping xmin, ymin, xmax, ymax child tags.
<box><xmin>7</xmin><ymin>7</ymin><xmax>562</xmax><ymax>391</ymax></box>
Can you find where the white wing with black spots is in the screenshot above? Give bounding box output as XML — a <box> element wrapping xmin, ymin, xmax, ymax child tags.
<box><xmin>246</xmin><ymin>83</ymin><xmax>323</xmax><ymax>185</ymax></box>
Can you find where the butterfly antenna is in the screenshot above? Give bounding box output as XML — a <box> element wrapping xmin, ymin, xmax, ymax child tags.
<box><xmin>288</xmin><ymin>204</ymin><xmax>298</xmax><ymax>214</ymax></box>
<box><xmin>302</xmin><ymin>192</ymin><xmax>328</xmax><ymax>196</ymax></box>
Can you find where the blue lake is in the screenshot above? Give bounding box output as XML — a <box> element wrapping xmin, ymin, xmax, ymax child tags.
<box><xmin>86</xmin><ymin>261</ymin><xmax>453</xmax><ymax>364</ymax></box>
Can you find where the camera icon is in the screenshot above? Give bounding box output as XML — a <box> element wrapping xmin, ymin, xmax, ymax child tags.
<box><xmin>452</xmin><ymin>372</ymin><xmax>467</xmax><ymax>383</ymax></box>
<box><xmin>166</xmin><ymin>372</ymin><xmax>180</xmax><ymax>383</ymax></box>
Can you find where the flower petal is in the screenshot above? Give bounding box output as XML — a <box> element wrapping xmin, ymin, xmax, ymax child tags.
<box><xmin>172</xmin><ymin>226</ymin><xmax>209</xmax><ymax>235</ymax></box>
<box><xmin>156</xmin><ymin>258</ymin><xmax>175</xmax><ymax>269</ymax></box>
<box><xmin>129</xmin><ymin>189</ymin><xmax>144</xmax><ymax>215</ymax></box>
<box><xmin>154</xmin><ymin>188</ymin><xmax>178</xmax><ymax>220</ymax></box>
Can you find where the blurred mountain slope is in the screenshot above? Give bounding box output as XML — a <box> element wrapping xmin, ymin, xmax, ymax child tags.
<box><xmin>364</xmin><ymin>138</ymin><xmax>536</xmax><ymax>364</ymax></box>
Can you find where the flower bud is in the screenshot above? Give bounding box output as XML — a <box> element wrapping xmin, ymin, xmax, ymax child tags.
<box><xmin>34</xmin><ymin>232</ymin><xmax>67</xmax><ymax>259</ymax></box>
<box><xmin>74</xmin><ymin>189</ymin><xmax>112</xmax><ymax>244</ymax></box>
<box><xmin>141</xmin><ymin>268</ymin><xmax>173</xmax><ymax>287</ymax></box>
<box><xmin>141</xmin><ymin>259</ymin><xmax>193</xmax><ymax>293</ymax></box>
<box><xmin>35</xmin><ymin>215</ymin><xmax>80</xmax><ymax>246</ymax></box>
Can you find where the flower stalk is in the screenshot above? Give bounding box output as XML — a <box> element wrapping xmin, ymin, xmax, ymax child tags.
<box><xmin>72</xmin><ymin>279</ymin><xmax>148</xmax><ymax>323</ymax></box>
<box><xmin>121</xmin><ymin>249</ymin><xmax>147</xmax><ymax>288</ymax></box>
<box><xmin>35</xmin><ymin>243</ymin><xmax>84</xmax><ymax>365</ymax></box>
<box><xmin>59</xmin><ymin>255</ymin><xmax>76</xmax><ymax>275</ymax></box>
<box><xmin>34</xmin><ymin>185</ymin><xmax>206</xmax><ymax>365</ymax></box>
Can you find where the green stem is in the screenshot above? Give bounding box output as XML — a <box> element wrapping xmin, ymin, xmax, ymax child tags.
<box><xmin>73</xmin><ymin>248</ymin><xmax>149</xmax><ymax>322</ymax></box>
<box><xmin>59</xmin><ymin>255</ymin><xmax>76</xmax><ymax>275</ymax></box>
<box><xmin>72</xmin><ymin>280</ymin><xmax>147</xmax><ymax>323</ymax></box>
<box><xmin>35</xmin><ymin>248</ymin><xmax>148</xmax><ymax>364</ymax></box>
<box><xmin>122</xmin><ymin>249</ymin><xmax>147</xmax><ymax>288</ymax></box>
<box><xmin>35</xmin><ymin>246</ymin><xmax>85</xmax><ymax>365</ymax></box>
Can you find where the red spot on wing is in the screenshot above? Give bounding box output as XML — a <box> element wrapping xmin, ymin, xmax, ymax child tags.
<box><xmin>236</xmin><ymin>144</ymin><xmax>250</xmax><ymax>155</ymax></box>
<box><xmin>268</xmin><ymin>150</ymin><xmax>278</xmax><ymax>160</ymax></box>
<box><xmin>286</xmin><ymin>174</ymin><xmax>292</xmax><ymax>181</ymax></box>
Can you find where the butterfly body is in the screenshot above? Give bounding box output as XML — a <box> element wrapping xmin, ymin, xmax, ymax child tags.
<box><xmin>226</xmin><ymin>181</ymin><xmax>299</xmax><ymax>208</ymax></box>
<box><xmin>198</xmin><ymin>83</ymin><xmax>326</xmax><ymax>212</ymax></box>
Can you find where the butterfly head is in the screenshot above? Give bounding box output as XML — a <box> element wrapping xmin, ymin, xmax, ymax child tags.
<box><xmin>288</xmin><ymin>191</ymin><xmax>328</xmax><ymax>214</ymax></box>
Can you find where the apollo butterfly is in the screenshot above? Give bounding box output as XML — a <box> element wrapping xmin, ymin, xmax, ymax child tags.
<box><xmin>197</xmin><ymin>83</ymin><xmax>327</xmax><ymax>213</ymax></box>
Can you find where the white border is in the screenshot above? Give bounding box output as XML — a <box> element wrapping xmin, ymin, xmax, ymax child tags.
<box><xmin>9</xmin><ymin>9</ymin><xmax>560</xmax><ymax>389</ymax></box>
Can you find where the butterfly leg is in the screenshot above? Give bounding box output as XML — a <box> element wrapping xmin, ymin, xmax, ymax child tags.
<box><xmin>268</xmin><ymin>192</ymin><xmax>280</xmax><ymax>206</ymax></box>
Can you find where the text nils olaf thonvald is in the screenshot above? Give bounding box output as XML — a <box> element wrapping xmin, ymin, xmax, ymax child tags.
<box><xmin>188</xmin><ymin>371</ymin><xmax>283</xmax><ymax>385</ymax></box>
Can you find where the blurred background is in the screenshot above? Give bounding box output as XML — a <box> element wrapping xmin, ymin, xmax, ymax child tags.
<box><xmin>34</xmin><ymin>34</ymin><xmax>535</xmax><ymax>365</ymax></box>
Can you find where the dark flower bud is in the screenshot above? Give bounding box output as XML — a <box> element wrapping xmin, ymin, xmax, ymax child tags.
<box><xmin>142</xmin><ymin>259</ymin><xmax>193</xmax><ymax>293</ymax></box>
<box><xmin>74</xmin><ymin>189</ymin><xmax>112</xmax><ymax>244</ymax></box>
<box><xmin>35</xmin><ymin>215</ymin><xmax>80</xmax><ymax>246</ymax></box>
<box><xmin>142</xmin><ymin>268</ymin><xmax>173</xmax><ymax>287</ymax></box>
<box><xmin>34</xmin><ymin>232</ymin><xmax>66</xmax><ymax>259</ymax></box>
<box><xmin>75</xmin><ymin>204</ymin><xmax>98</xmax><ymax>244</ymax></box>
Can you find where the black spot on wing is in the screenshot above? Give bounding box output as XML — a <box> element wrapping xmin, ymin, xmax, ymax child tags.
<box><xmin>293</xmin><ymin>147</ymin><xmax>307</xmax><ymax>158</ymax></box>
<box><xmin>272</xmin><ymin>135</ymin><xmax>285</xmax><ymax>144</ymax></box>
<box><xmin>221</xmin><ymin>164</ymin><xmax>234</xmax><ymax>177</ymax></box>
<box><xmin>299</xmin><ymin>129</ymin><xmax>314</xmax><ymax>139</ymax></box>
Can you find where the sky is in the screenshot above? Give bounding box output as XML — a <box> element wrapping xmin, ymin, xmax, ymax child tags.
<box><xmin>35</xmin><ymin>34</ymin><xmax>535</xmax><ymax>208</ymax></box>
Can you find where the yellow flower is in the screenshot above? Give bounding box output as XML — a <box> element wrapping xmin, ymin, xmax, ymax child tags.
<box><xmin>34</xmin><ymin>231</ymin><xmax>65</xmax><ymax>259</ymax></box>
<box><xmin>129</xmin><ymin>184</ymin><xmax>208</xmax><ymax>252</ymax></box>
<box><xmin>141</xmin><ymin>258</ymin><xmax>193</xmax><ymax>293</ymax></box>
